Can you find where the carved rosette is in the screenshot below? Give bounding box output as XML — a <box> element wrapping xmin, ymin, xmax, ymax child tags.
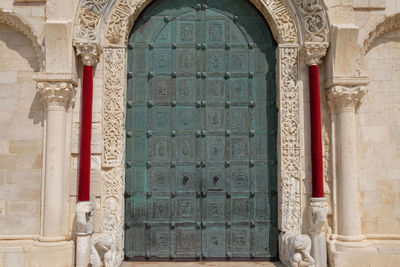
<box><xmin>74</xmin><ymin>41</ymin><xmax>102</xmax><ymax>66</ymax></box>
<box><xmin>102</xmin><ymin>48</ymin><xmax>126</xmax><ymax>167</ymax></box>
<box><xmin>278</xmin><ymin>46</ymin><xmax>302</xmax><ymax>233</ymax></box>
<box><xmin>304</xmin><ymin>42</ymin><xmax>329</xmax><ymax>66</ymax></box>
<box><xmin>33</xmin><ymin>73</ymin><xmax>78</xmax><ymax>110</ymax></box>
<box><xmin>327</xmin><ymin>85</ymin><xmax>368</xmax><ymax>113</ymax></box>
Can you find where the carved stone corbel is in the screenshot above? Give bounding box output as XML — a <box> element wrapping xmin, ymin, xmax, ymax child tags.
<box><xmin>309</xmin><ymin>198</ymin><xmax>330</xmax><ymax>267</ymax></box>
<box><xmin>73</xmin><ymin>41</ymin><xmax>102</xmax><ymax>66</ymax></box>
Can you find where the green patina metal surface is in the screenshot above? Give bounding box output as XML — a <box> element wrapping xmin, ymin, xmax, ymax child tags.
<box><xmin>125</xmin><ymin>0</ymin><xmax>278</xmax><ymax>260</ymax></box>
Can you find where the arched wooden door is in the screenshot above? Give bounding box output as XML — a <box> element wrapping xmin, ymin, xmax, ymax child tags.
<box><xmin>125</xmin><ymin>0</ymin><xmax>278</xmax><ymax>260</ymax></box>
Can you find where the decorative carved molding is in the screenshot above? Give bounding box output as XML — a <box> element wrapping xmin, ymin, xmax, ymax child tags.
<box><xmin>104</xmin><ymin>0</ymin><xmax>298</xmax><ymax>45</ymax></box>
<box><xmin>293</xmin><ymin>0</ymin><xmax>329</xmax><ymax>43</ymax></box>
<box><xmin>357</xmin><ymin>13</ymin><xmax>400</xmax><ymax>75</ymax></box>
<box><xmin>74</xmin><ymin>0</ymin><xmax>111</xmax><ymax>42</ymax></box>
<box><xmin>0</xmin><ymin>8</ymin><xmax>44</xmax><ymax>71</ymax></box>
<box><xmin>73</xmin><ymin>41</ymin><xmax>102</xmax><ymax>66</ymax></box>
<box><xmin>327</xmin><ymin>85</ymin><xmax>368</xmax><ymax>112</ymax></box>
<box><xmin>309</xmin><ymin>197</ymin><xmax>329</xmax><ymax>267</ymax></box>
<box><xmin>73</xmin><ymin>0</ymin><xmax>300</xmax><ymax>46</ymax></box>
<box><xmin>304</xmin><ymin>42</ymin><xmax>329</xmax><ymax>66</ymax></box>
<box><xmin>249</xmin><ymin>0</ymin><xmax>298</xmax><ymax>43</ymax></box>
<box><xmin>33</xmin><ymin>73</ymin><xmax>78</xmax><ymax>109</ymax></box>
<box><xmin>279</xmin><ymin>232</ymin><xmax>315</xmax><ymax>267</ymax></box>
<box><xmin>102</xmin><ymin>48</ymin><xmax>126</xmax><ymax>167</ymax></box>
<box><xmin>278</xmin><ymin>46</ymin><xmax>302</xmax><ymax>233</ymax></box>
<box><xmin>101</xmin><ymin>167</ymin><xmax>124</xmax><ymax>265</ymax></box>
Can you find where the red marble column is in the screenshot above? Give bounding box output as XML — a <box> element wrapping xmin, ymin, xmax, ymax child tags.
<box><xmin>309</xmin><ymin>65</ymin><xmax>324</xmax><ymax>198</ymax></box>
<box><xmin>78</xmin><ymin>65</ymin><xmax>94</xmax><ymax>202</ymax></box>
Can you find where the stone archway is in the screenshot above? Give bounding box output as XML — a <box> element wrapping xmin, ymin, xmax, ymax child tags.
<box><xmin>0</xmin><ymin>9</ymin><xmax>44</xmax><ymax>71</ymax></box>
<box><xmin>72</xmin><ymin>0</ymin><xmax>330</xmax><ymax>265</ymax></box>
<box><xmin>357</xmin><ymin>13</ymin><xmax>400</xmax><ymax>75</ymax></box>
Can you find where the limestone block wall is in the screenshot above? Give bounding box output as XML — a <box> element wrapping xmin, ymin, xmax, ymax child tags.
<box><xmin>0</xmin><ymin>23</ymin><xmax>43</xmax><ymax>235</ymax></box>
<box><xmin>359</xmin><ymin>29</ymin><xmax>400</xmax><ymax>235</ymax></box>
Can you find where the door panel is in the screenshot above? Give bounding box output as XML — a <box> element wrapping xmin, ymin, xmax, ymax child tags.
<box><xmin>125</xmin><ymin>0</ymin><xmax>278</xmax><ymax>260</ymax></box>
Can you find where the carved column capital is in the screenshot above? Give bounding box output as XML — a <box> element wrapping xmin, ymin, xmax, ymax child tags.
<box><xmin>327</xmin><ymin>85</ymin><xmax>368</xmax><ymax>112</ymax></box>
<box><xmin>33</xmin><ymin>73</ymin><xmax>78</xmax><ymax>110</ymax></box>
<box><xmin>73</xmin><ymin>41</ymin><xmax>102</xmax><ymax>66</ymax></box>
<box><xmin>303</xmin><ymin>42</ymin><xmax>329</xmax><ymax>66</ymax></box>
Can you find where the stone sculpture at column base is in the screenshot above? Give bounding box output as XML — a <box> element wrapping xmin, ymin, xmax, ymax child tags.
<box><xmin>75</xmin><ymin>201</ymin><xmax>94</xmax><ymax>267</ymax></box>
<box><xmin>90</xmin><ymin>233</ymin><xmax>119</xmax><ymax>267</ymax></box>
<box><xmin>309</xmin><ymin>197</ymin><xmax>330</xmax><ymax>267</ymax></box>
<box><xmin>280</xmin><ymin>232</ymin><xmax>315</xmax><ymax>267</ymax></box>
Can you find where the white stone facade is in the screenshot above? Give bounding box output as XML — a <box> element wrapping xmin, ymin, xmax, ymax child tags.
<box><xmin>0</xmin><ymin>0</ymin><xmax>399</xmax><ymax>266</ymax></box>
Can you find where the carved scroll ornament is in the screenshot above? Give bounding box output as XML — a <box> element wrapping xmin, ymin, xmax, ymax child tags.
<box><xmin>103</xmin><ymin>48</ymin><xmax>126</xmax><ymax>167</ymax></box>
<box><xmin>293</xmin><ymin>0</ymin><xmax>329</xmax><ymax>43</ymax></box>
<box><xmin>74</xmin><ymin>0</ymin><xmax>299</xmax><ymax>45</ymax></box>
<box><xmin>74</xmin><ymin>0</ymin><xmax>110</xmax><ymax>41</ymax></box>
<box><xmin>278</xmin><ymin>46</ymin><xmax>302</xmax><ymax>233</ymax></box>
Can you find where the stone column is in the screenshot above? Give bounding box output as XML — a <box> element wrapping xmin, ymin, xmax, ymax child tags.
<box><xmin>304</xmin><ymin>43</ymin><xmax>330</xmax><ymax>267</ymax></box>
<box><xmin>327</xmin><ymin>79</ymin><xmax>368</xmax><ymax>247</ymax></box>
<box><xmin>34</xmin><ymin>73</ymin><xmax>78</xmax><ymax>238</ymax></box>
<box><xmin>73</xmin><ymin>41</ymin><xmax>101</xmax><ymax>267</ymax></box>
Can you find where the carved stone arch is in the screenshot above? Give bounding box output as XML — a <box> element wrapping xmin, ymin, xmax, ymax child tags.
<box><xmin>357</xmin><ymin>13</ymin><xmax>400</xmax><ymax>75</ymax></box>
<box><xmin>102</xmin><ymin>0</ymin><xmax>299</xmax><ymax>46</ymax></box>
<box><xmin>0</xmin><ymin>9</ymin><xmax>44</xmax><ymax>71</ymax></box>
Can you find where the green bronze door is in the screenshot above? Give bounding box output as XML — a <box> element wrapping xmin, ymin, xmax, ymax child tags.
<box><xmin>125</xmin><ymin>0</ymin><xmax>278</xmax><ymax>260</ymax></box>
